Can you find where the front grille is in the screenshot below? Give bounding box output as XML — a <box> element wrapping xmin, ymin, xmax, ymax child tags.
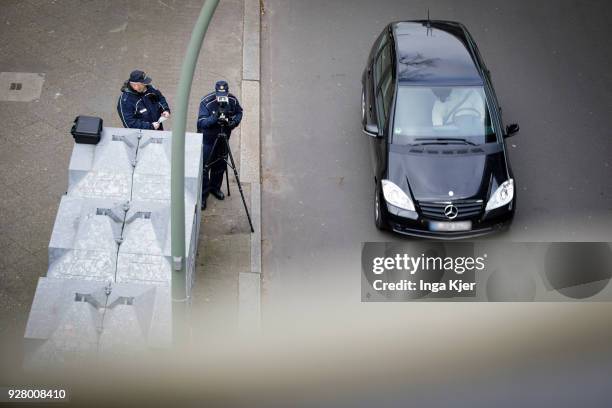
<box><xmin>418</xmin><ymin>200</ymin><xmax>483</xmax><ymax>220</ymax></box>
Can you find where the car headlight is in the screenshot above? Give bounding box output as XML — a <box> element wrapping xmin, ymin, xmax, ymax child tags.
<box><xmin>485</xmin><ymin>179</ymin><xmax>514</xmax><ymax>211</ymax></box>
<box><xmin>382</xmin><ymin>180</ymin><xmax>415</xmax><ymax>211</ymax></box>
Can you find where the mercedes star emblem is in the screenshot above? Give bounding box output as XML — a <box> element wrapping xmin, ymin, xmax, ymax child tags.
<box><xmin>444</xmin><ymin>204</ymin><xmax>459</xmax><ymax>220</ymax></box>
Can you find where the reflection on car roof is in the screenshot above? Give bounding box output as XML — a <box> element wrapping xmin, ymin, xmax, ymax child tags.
<box><xmin>393</xmin><ymin>21</ymin><xmax>483</xmax><ymax>86</ymax></box>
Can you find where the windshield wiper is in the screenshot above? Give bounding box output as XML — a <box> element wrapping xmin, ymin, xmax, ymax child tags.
<box><xmin>411</xmin><ymin>137</ymin><xmax>478</xmax><ymax>146</ymax></box>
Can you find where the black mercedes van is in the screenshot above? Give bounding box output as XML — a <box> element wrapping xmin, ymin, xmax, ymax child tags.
<box><xmin>362</xmin><ymin>20</ymin><xmax>520</xmax><ymax>238</ymax></box>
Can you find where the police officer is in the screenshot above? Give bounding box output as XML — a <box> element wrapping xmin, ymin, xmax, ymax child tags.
<box><xmin>197</xmin><ymin>80</ymin><xmax>243</xmax><ymax>210</ymax></box>
<box><xmin>117</xmin><ymin>70</ymin><xmax>170</xmax><ymax>130</ymax></box>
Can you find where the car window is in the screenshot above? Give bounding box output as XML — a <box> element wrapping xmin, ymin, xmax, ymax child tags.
<box><xmin>379</xmin><ymin>71</ymin><xmax>394</xmax><ymax>116</ymax></box>
<box><xmin>392</xmin><ymin>86</ymin><xmax>497</xmax><ymax>145</ymax></box>
<box><xmin>376</xmin><ymin>91</ymin><xmax>387</xmax><ymax>132</ymax></box>
<box><xmin>375</xmin><ymin>43</ymin><xmax>392</xmax><ymax>86</ymax></box>
<box><xmin>375</xmin><ymin>67</ymin><xmax>394</xmax><ymax>132</ymax></box>
<box><xmin>376</xmin><ymin>31</ymin><xmax>388</xmax><ymax>55</ymax></box>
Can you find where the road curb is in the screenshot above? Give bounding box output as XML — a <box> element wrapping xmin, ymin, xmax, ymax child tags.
<box><xmin>242</xmin><ymin>0</ymin><xmax>261</xmax><ymax>81</ymax></box>
<box><xmin>239</xmin><ymin>80</ymin><xmax>260</xmax><ymax>183</ymax></box>
<box><xmin>238</xmin><ymin>271</ymin><xmax>261</xmax><ymax>328</ymax></box>
<box><xmin>238</xmin><ymin>0</ymin><xmax>262</xmax><ymax>329</ymax></box>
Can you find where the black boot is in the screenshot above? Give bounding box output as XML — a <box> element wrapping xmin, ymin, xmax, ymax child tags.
<box><xmin>211</xmin><ymin>189</ymin><xmax>225</xmax><ymax>200</ymax></box>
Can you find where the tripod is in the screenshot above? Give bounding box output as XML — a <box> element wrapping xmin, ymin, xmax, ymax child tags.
<box><xmin>204</xmin><ymin>130</ymin><xmax>255</xmax><ymax>233</ymax></box>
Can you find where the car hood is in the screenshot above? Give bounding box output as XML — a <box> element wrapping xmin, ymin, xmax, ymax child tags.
<box><xmin>387</xmin><ymin>143</ymin><xmax>509</xmax><ymax>202</ymax></box>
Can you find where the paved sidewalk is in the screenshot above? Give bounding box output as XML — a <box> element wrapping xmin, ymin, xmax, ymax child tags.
<box><xmin>0</xmin><ymin>0</ymin><xmax>254</xmax><ymax>373</ymax></box>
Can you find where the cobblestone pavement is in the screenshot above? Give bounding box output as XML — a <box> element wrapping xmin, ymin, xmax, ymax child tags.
<box><xmin>0</xmin><ymin>0</ymin><xmax>250</xmax><ymax>373</ymax></box>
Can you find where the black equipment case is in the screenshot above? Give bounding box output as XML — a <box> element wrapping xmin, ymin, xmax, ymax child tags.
<box><xmin>71</xmin><ymin>115</ymin><xmax>103</xmax><ymax>144</ymax></box>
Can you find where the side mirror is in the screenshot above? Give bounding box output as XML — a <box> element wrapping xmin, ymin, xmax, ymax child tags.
<box><xmin>505</xmin><ymin>123</ymin><xmax>520</xmax><ymax>138</ymax></box>
<box><xmin>364</xmin><ymin>123</ymin><xmax>380</xmax><ymax>138</ymax></box>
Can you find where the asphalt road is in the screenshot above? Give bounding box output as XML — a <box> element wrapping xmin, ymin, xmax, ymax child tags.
<box><xmin>260</xmin><ymin>0</ymin><xmax>612</xmax><ymax>308</ymax></box>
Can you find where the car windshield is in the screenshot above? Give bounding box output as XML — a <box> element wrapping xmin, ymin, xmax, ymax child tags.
<box><xmin>392</xmin><ymin>85</ymin><xmax>497</xmax><ymax>145</ymax></box>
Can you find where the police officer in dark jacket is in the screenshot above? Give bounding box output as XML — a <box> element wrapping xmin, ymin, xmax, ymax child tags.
<box><xmin>117</xmin><ymin>70</ymin><xmax>171</xmax><ymax>130</ymax></box>
<box><xmin>197</xmin><ymin>80</ymin><xmax>243</xmax><ymax>210</ymax></box>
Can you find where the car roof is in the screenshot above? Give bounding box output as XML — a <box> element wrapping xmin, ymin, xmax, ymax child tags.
<box><xmin>391</xmin><ymin>20</ymin><xmax>484</xmax><ymax>86</ymax></box>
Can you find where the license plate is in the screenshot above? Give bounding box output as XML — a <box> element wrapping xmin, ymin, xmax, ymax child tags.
<box><xmin>429</xmin><ymin>221</ymin><xmax>472</xmax><ymax>232</ymax></box>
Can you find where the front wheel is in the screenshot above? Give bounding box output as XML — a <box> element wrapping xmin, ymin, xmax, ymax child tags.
<box><xmin>374</xmin><ymin>187</ymin><xmax>387</xmax><ymax>230</ymax></box>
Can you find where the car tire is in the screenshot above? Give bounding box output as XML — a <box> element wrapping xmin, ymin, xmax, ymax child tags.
<box><xmin>498</xmin><ymin>220</ymin><xmax>514</xmax><ymax>236</ymax></box>
<box><xmin>374</xmin><ymin>187</ymin><xmax>387</xmax><ymax>230</ymax></box>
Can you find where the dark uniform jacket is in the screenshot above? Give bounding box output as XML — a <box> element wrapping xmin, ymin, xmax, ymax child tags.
<box><xmin>196</xmin><ymin>92</ymin><xmax>243</xmax><ymax>140</ymax></box>
<box><xmin>117</xmin><ymin>82</ymin><xmax>170</xmax><ymax>130</ymax></box>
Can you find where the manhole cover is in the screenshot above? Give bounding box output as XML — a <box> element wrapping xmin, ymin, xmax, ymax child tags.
<box><xmin>0</xmin><ymin>72</ymin><xmax>45</xmax><ymax>102</ymax></box>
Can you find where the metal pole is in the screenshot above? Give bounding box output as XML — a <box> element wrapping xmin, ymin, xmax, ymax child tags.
<box><xmin>171</xmin><ymin>0</ymin><xmax>220</xmax><ymax>345</ymax></box>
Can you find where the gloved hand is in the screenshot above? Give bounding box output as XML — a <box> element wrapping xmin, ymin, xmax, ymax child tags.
<box><xmin>217</xmin><ymin>114</ymin><xmax>229</xmax><ymax>126</ymax></box>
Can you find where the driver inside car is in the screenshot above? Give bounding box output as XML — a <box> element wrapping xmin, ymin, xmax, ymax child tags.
<box><xmin>431</xmin><ymin>87</ymin><xmax>485</xmax><ymax>128</ymax></box>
